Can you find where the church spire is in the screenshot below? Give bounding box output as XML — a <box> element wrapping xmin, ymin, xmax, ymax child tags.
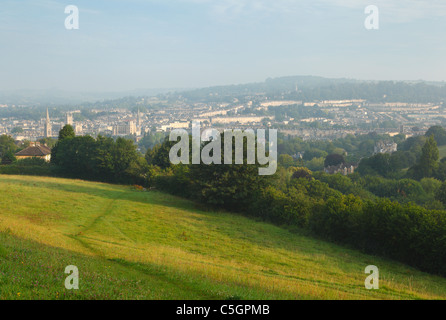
<box><xmin>44</xmin><ymin>108</ymin><xmax>52</xmax><ymax>138</ymax></box>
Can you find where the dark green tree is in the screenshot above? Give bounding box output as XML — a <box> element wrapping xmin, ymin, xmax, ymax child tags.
<box><xmin>426</xmin><ymin>126</ymin><xmax>446</xmax><ymax>146</ymax></box>
<box><xmin>435</xmin><ymin>158</ymin><xmax>446</xmax><ymax>181</ymax></box>
<box><xmin>138</xmin><ymin>132</ymin><xmax>167</xmax><ymax>154</ymax></box>
<box><xmin>1</xmin><ymin>150</ymin><xmax>16</xmax><ymax>165</ymax></box>
<box><xmin>324</xmin><ymin>153</ymin><xmax>345</xmax><ymax>167</ymax></box>
<box><xmin>58</xmin><ymin>125</ymin><xmax>75</xmax><ymax>141</ymax></box>
<box><xmin>39</xmin><ymin>137</ymin><xmax>57</xmax><ymax>148</ymax></box>
<box><xmin>113</xmin><ymin>137</ymin><xmax>141</xmax><ymax>183</ymax></box>
<box><xmin>358</xmin><ymin>153</ymin><xmax>392</xmax><ymax>177</ymax></box>
<box><xmin>409</xmin><ymin>135</ymin><xmax>439</xmax><ymax>180</ymax></box>
<box><xmin>291</xmin><ymin>167</ymin><xmax>312</xmax><ymax>180</ymax></box>
<box><xmin>278</xmin><ymin>154</ymin><xmax>295</xmax><ymax>168</ymax></box>
<box><xmin>145</xmin><ymin>137</ymin><xmax>177</xmax><ymax>169</ymax></box>
<box><xmin>187</xmin><ymin>134</ymin><xmax>274</xmax><ymax>212</ymax></box>
<box><xmin>435</xmin><ymin>181</ymin><xmax>446</xmax><ymax>205</ymax></box>
<box><xmin>52</xmin><ymin>135</ymin><xmax>97</xmax><ymax>177</ymax></box>
<box><xmin>0</xmin><ymin>135</ymin><xmax>17</xmax><ymax>157</ymax></box>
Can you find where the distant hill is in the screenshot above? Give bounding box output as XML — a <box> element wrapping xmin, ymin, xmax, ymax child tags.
<box><xmin>0</xmin><ymin>175</ymin><xmax>445</xmax><ymax>300</ymax></box>
<box><xmin>2</xmin><ymin>76</ymin><xmax>446</xmax><ymax>107</ymax></box>
<box><xmin>0</xmin><ymin>87</ymin><xmax>190</xmax><ymax>106</ymax></box>
<box><xmin>177</xmin><ymin>76</ymin><xmax>446</xmax><ymax>103</ymax></box>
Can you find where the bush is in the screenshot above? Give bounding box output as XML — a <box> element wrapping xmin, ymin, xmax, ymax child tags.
<box><xmin>290</xmin><ymin>167</ymin><xmax>312</xmax><ymax>180</ymax></box>
<box><xmin>0</xmin><ymin>164</ymin><xmax>57</xmax><ymax>176</ymax></box>
<box><xmin>309</xmin><ymin>195</ymin><xmax>363</xmax><ymax>244</ymax></box>
<box><xmin>152</xmin><ymin>166</ymin><xmax>192</xmax><ymax>198</ymax></box>
<box><xmin>360</xmin><ymin>200</ymin><xmax>446</xmax><ymax>274</ymax></box>
<box><xmin>16</xmin><ymin>157</ymin><xmax>47</xmax><ymax>166</ymax></box>
<box><xmin>309</xmin><ymin>196</ymin><xmax>446</xmax><ymax>275</ymax></box>
<box><xmin>1</xmin><ymin>151</ymin><xmax>17</xmax><ymax>165</ymax></box>
<box><xmin>253</xmin><ymin>185</ymin><xmax>314</xmax><ymax>227</ymax></box>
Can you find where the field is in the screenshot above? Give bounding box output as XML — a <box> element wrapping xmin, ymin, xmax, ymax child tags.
<box><xmin>0</xmin><ymin>175</ymin><xmax>446</xmax><ymax>300</ymax></box>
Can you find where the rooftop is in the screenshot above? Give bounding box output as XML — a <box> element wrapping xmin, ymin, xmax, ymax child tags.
<box><xmin>15</xmin><ymin>145</ymin><xmax>51</xmax><ymax>157</ymax></box>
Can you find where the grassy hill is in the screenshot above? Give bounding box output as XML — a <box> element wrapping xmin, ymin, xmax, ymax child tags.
<box><xmin>0</xmin><ymin>175</ymin><xmax>446</xmax><ymax>300</ymax></box>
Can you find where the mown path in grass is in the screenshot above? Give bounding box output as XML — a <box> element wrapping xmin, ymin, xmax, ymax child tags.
<box><xmin>1</xmin><ymin>175</ymin><xmax>446</xmax><ymax>300</ymax></box>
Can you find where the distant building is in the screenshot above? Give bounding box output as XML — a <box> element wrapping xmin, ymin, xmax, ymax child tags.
<box><xmin>374</xmin><ymin>141</ymin><xmax>397</xmax><ymax>154</ymax></box>
<box><xmin>44</xmin><ymin>108</ymin><xmax>52</xmax><ymax>138</ymax></box>
<box><xmin>160</xmin><ymin>122</ymin><xmax>190</xmax><ymax>131</ymax></box>
<box><xmin>137</xmin><ymin>108</ymin><xmax>141</xmax><ymax>127</ymax></box>
<box><xmin>293</xmin><ymin>152</ymin><xmax>305</xmax><ymax>160</ymax></box>
<box><xmin>113</xmin><ymin>121</ymin><xmax>137</xmax><ymax>136</ymax></box>
<box><xmin>75</xmin><ymin>124</ymin><xmax>83</xmax><ymax>135</ymax></box>
<box><xmin>66</xmin><ymin>112</ymin><xmax>73</xmax><ymax>126</ymax></box>
<box><xmin>211</xmin><ymin>116</ymin><xmax>267</xmax><ymax>125</ymax></box>
<box><xmin>324</xmin><ymin>163</ymin><xmax>357</xmax><ymax>175</ymax></box>
<box><xmin>15</xmin><ymin>143</ymin><xmax>52</xmax><ymax>162</ymax></box>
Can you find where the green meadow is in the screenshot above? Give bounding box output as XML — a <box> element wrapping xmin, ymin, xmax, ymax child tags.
<box><xmin>0</xmin><ymin>175</ymin><xmax>445</xmax><ymax>300</ymax></box>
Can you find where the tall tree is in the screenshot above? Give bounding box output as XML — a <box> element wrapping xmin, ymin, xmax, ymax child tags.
<box><xmin>0</xmin><ymin>135</ymin><xmax>17</xmax><ymax>157</ymax></box>
<box><xmin>58</xmin><ymin>125</ymin><xmax>75</xmax><ymax>141</ymax></box>
<box><xmin>410</xmin><ymin>135</ymin><xmax>439</xmax><ymax>180</ymax></box>
<box><xmin>1</xmin><ymin>150</ymin><xmax>16</xmax><ymax>165</ymax></box>
<box><xmin>425</xmin><ymin>126</ymin><xmax>446</xmax><ymax>146</ymax></box>
<box><xmin>145</xmin><ymin>137</ymin><xmax>178</xmax><ymax>169</ymax></box>
<box><xmin>187</xmin><ymin>134</ymin><xmax>273</xmax><ymax>211</ymax></box>
<box><xmin>324</xmin><ymin>153</ymin><xmax>345</xmax><ymax>167</ymax></box>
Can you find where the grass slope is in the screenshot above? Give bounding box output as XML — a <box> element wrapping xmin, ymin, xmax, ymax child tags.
<box><xmin>0</xmin><ymin>175</ymin><xmax>445</xmax><ymax>300</ymax></box>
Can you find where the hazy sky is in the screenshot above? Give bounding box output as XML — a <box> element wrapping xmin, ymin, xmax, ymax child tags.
<box><xmin>1</xmin><ymin>0</ymin><xmax>445</xmax><ymax>92</ymax></box>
